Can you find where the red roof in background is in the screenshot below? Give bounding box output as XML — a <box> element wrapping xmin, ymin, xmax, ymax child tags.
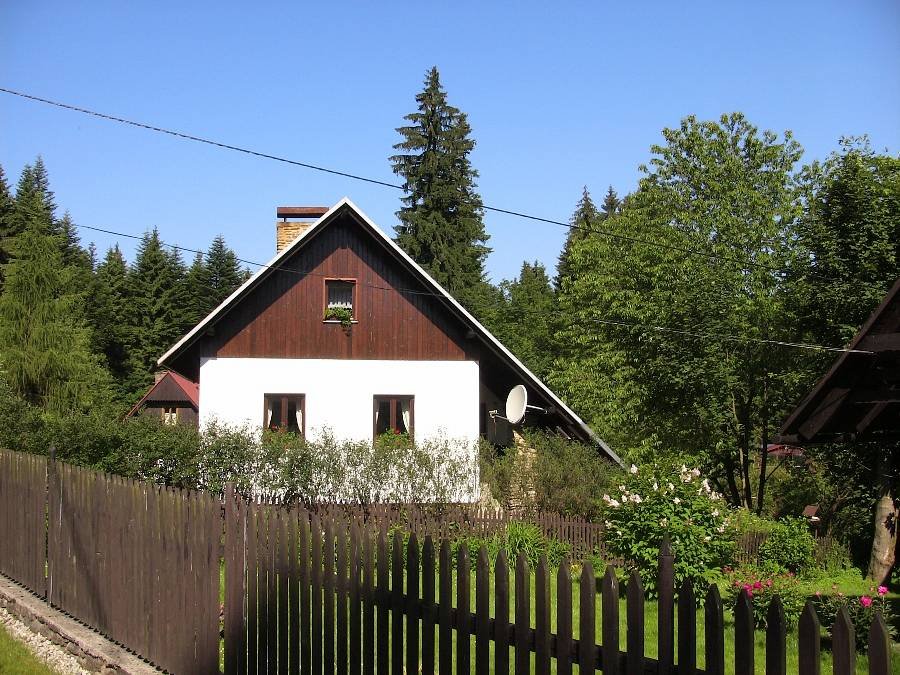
<box><xmin>126</xmin><ymin>371</ymin><xmax>199</xmax><ymax>418</ymax></box>
<box><xmin>167</xmin><ymin>370</ymin><xmax>200</xmax><ymax>408</ymax></box>
<box><xmin>766</xmin><ymin>443</ymin><xmax>805</xmax><ymax>458</ymax></box>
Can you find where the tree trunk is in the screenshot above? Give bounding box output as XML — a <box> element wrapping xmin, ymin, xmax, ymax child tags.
<box><xmin>867</xmin><ymin>450</ymin><xmax>898</xmax><ymax>584</ymax></box>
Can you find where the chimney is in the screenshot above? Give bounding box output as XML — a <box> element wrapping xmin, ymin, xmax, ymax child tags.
<box><xmin>276</xmin><ymin>206</ymin><xmax>329</xmax><ymax>253</ymax></box>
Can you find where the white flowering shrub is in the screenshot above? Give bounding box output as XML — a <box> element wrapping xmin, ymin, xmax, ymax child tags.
<box><xmin>602</xmin><ymin>461</ymin><xmax>732</xmax><ymax>596</ymax></box>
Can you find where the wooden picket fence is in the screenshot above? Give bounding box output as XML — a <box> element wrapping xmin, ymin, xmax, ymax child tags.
<box><xmin>224</xmin><ymin>488</ymin><xmax>896</xmax><ymax>675</ymax></box>
<box><xmin>0</xmin><ymin>449</ymin><xmax>895</xmax><ymax>674</ymax></box>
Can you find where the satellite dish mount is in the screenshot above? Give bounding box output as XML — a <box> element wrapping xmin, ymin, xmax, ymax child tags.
<box><xmin>490</xmin><ymin>385</ymin><xmax>548</xmax><ymax>425</ymax></box>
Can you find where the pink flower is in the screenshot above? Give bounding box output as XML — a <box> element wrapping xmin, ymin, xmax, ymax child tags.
<box><xmin>753</xmin><ymin>581</ymin><xmax>762</xmax><ymax>590</ymax></box>
<box><xmin>765</xmin><ymin>580</ymin><xmax>773</xmax><ymax>587</ymax></box>
<box><xmin>860</xmin><ymin>596</ymin><xmax>873</xmax><ymax>608</ymax></box>
<box><xmin>743</xmin><ymin>583</ymin><xmax>752</xmax><ymax>592</ymax></box>
<box><xmin>877</xmin><ymin>586</ymin><xmax>888</xmax><ymax>596</ymax></box>
<box><xmin>814</xmin><ymin>591</ymin><xmax>821</xmax><ymax>597</ymax></box>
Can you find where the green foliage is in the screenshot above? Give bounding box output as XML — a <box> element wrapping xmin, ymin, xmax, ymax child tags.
<box><xmin>812</xmin><ymin>588</ymin><xmax>896</xmax><ymax>651</ymax></box>
<box><xmin>391</xmin><ymin>67</ymin><xmax>489</xmax><ymax>309</ymax></box>
<box><xmin>0</xmin><ymin>163</ymin><xmax>111</xmax><ymax>413</ymax></box>
<box><xmin>526</xmin><ymin>429</ymin><xmax>620</xmax><ymax>519</ymax></box>
<box><xmin>323</xmin><ymin>305</ymin><xmax>354</xmax><ymax>327</ymax></box>
<box><xmin>724</xmin><ymin>566</ymin><xmax>807</xmax><ymax>628</ymax></box>
<box><xmin>550</xmin><ymin>113</ymin><xmax>807</xmax><ymax>512</ymax></box>
<box><xmin>758</xmin><ymin>517</ymin><xmax>817</xmax><ymax>576</ymax></box>
<box><xmin>478</xmin><ymin>431</ymin><xmax>619</xmax><ymax>519</ymax></box>
<box><xmin>602</xmin><ymin>461</ymin><xmax>732</xmax><ymax>596</ymax></box>
<box><xmin>123</xmin><ymin>229</ymin><xmax>193</xmax><ymax>398</ymax></box>
<box><xmin>449</xmin><ymin>520</ymin><xmax>571</xmax><ymax>569</ymax></box>
<box><xmin>491</xmin><ymin>261</ymin><xmax>556</xmax><ymax>380</ymax></box>
<box><xmin>185</xmin><ymin>235</ymin><xmax>246</xmax><ymax>326</ymax></box>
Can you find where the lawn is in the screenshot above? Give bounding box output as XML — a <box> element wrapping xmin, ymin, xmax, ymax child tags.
<box><xmin>0</xmin><ymin>622</ymin><xmax>57</xmax><ymax>675</ymax></box>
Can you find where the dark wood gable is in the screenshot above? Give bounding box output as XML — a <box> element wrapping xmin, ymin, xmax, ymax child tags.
<box><xmin>778</xmin><ymin>277</ymin><xmax>900</xmax><ymax>443</ymax></box>
<box><xmin>168</xmin><ymin>209</ymin><xmax>471</xmax><ymax>379</ymax></box>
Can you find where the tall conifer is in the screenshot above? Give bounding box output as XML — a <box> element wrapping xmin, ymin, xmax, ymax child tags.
<box><xmin>87</xmin><ymin>245</ymin><xmax>132</xmax><ymax>393</ymax></box>
<box><xmin>556</xmin><ymin>187</ymin><xmax>600</xmax><ymax>288</ymax></box>
<box><xmin>124</xmin><ymin>229</ymin><xmax>191</xmax><ymax>396</ymax></box>
<box><xmin>0</xmin><ymin>166</ymin><xmax>108</xmax><ymax>412</ymax></box>
<box><xmin>391</xmin><ymin>67</ymin><xmax>489</xmax><ymax>307</ymax></box>
<box><xmin>0</xmin><ymin>165</ymin><xmax>13</xmax><ymax>290</ymax></box>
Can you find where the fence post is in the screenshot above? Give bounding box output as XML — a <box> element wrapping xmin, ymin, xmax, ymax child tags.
<box><xmin>704</xmin><ymin>585</ymin><xmax>724</xmax><ymax>675</ymax></box>
<box><xmin>578</xmin><ymin>560</ymin><xmax>596</xmax><ymax>674</ymax></box>
<box><xmin>224</xmin><ymin>483</ymin><xmax>244</xmax><ymax>675</ymax></box>
<box><xmin>765</xmin><ymin>595</ymin><xmax>786</xmax><ymax>675</ymax></box>
<box><xmin>677</xmin><ymin>578</ymin><xmax>696</xmax><ymax>675</ymax></box>
<box><xmin>46</xmin><ymin>445</ymin><xmax>57</xmax><ymax>603</ymax></box>
<box><xmin>868</xmin><ymin>612</ymin><xmax>891</xmax><ymax>675</ymax></box>
<box><xmin>657</xmin><ymin>536</ymin><xmax>674</xmax><ymax>675</ymax></box>
<box><xmin>832</xmin><ymin>605</ymin><xmax>856</xmax><ymax>675</ymax></box>
<box><xmin>798</xmin><ymin>600</ymin><xmax>820</xmax><ymax>675</ymax></box>
<box><xmin>735</xmin><ymin>589</ymin><xmax>754</xmax><ymax>675</ymax></box>
<box><xmin>601</xmin><ymin>565</ymin><xmax>620</xmax><ymax>675</ymax></box>
<box><xmin>626</xmin><ymin>571</ymin><xmax>644</xmax><ymax>675</ymax></box>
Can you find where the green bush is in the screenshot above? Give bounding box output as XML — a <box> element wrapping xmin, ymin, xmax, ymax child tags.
<box><xmin>724</xmin><ymin>566</ymin><xmax>807</xmax><ymax>628</ymax></box>
<box><xmin>602</xmin><ymin>460</ymin><xmax>732</xmax><ymax>597</ymax></box>
<box><xmin>758</xmin><ymin>517</ymin><xmax>816</xmax><ymax>576</ymax></box>
<box><xmin>527</xmin><ymin>430</ymin><xmax>622</xmax><ymax>520</ymax></box>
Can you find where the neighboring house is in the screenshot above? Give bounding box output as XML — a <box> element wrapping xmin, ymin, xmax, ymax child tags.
<box><xmin>126</xmin><ymin>370</ymin><xmax>199</xmax><ymax>426</ymax></box>
<box><xmin>157</xmin><ymin>199</ymin><xmax>620</xmax><ymax>486</ymax></box>
<box><xmin>778</xmin><ymin>277</ymin><xmax>900</xmax><ymax>583</ymax></box>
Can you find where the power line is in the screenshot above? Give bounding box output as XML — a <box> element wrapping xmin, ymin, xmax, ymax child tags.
<box><xmin>588</xmin><ymin>318</ymin><xmax>872</xmax><ymax>355</ymax></box>
<box><xmin>1</xmin><ymin>86</ymin><xmax>820</xmax><ymax>280</ymax></box>
<box><xmin>76</xmin><ymin>222</ymin><xmax>868</xmax><ymax>355</ymax></box>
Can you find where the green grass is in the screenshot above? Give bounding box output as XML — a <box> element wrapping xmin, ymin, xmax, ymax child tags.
<box><xmin>0</xmin><ymin>623</ymin><xmax>57</xmax><ymax>675</ymax></box>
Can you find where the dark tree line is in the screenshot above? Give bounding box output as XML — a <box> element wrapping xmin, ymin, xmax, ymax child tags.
<box><xmin>0</xmin><ymin>157</ymin><xmax>248</xmax><ymax>408</ymax></box>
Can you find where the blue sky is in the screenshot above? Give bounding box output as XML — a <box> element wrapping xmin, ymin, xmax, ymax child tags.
<box><xmin>2</xmin><ymin>1</ymin><xmax>898</xmax><ymax>282</ymax></box>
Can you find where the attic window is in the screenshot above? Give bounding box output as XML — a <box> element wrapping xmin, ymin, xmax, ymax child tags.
<box><xmin>324</xmin><ymin>279</ymin><xmax>356</xmax><ymax>322</ymax></box>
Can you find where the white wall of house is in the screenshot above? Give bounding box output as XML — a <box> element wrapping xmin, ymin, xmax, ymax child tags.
<box><xmin>199</xmin><ymin>358</ymin><xmax>480</xmax><ymax>500</ymax></box>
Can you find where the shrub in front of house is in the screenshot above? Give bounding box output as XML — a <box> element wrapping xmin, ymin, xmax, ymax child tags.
<box><xmin>601</xmin><ymin>461</ymin><xmax>732</xmax><ymax>597</ymax></box>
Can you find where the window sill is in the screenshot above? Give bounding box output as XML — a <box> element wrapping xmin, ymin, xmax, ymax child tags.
<box><xmin>323</xmin><ymin>319</ymin><xmax>359</xmax><ymax>324</ymax></box>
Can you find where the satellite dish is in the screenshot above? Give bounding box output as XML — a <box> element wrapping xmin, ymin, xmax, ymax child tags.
<box><xmin>505</xmin><ymin>385</ymin><xmax>528</xmax><ymax>425</ymax></box>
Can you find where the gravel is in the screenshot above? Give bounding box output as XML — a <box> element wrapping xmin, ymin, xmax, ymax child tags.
<box><xmin>0</xmin><ymin>606</ymin><xmax>90</xmax><ymax>675</ymax></box>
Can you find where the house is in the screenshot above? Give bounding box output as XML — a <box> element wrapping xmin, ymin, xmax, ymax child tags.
<box><xmin>126</xmin><ymin>370</ymin><xmax>199</xmax><ymax>426</ymax></box>
<box><xmin>157</xmin><ymin>199</ymin><xmax>621</xmax><ymax>494</ymax></box>
<box><xmin>778</xmin><ymin>277</ymin><xmax>899</xmax><ymax>583</ymax></box>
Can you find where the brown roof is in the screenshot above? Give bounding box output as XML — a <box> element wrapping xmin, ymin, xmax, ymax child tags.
<box><xmin>778</xmin><ymin>278</ymin><xmax>900</xmax><ymax>443</ymax></box>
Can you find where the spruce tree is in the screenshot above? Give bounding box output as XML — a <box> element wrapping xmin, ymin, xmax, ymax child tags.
<box><xmin>124</xmin><ymin>229</ymin><xmax>191</xmax><ymax>396</ymax></box>
<box><xmin>556</xmin><ymin>187</ymin><xmax>600</xmax><ymax>288</ymax></box>
<box><xmin>0</xmin><ymin>172</ymin><xmax>109</xmax><ymax>412</ymax></box>
<box><xmin>87</xmin><ymin>245</ymin><xmax>132</xmax><ymax>395</ymax></box>
<box><xmin>0</xmin><ymin>165</ymin><xmax>13</xmax><ymax>289</ymax></box>
<box><xmin>391</xmin><ymin>67</ymin><xmax>490</xmax><ymax>306</ymax></box>
<box><xmin>601</xmin><ymin>185</ymin><xmax>622</xmax><ymax>218</ymax></box>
